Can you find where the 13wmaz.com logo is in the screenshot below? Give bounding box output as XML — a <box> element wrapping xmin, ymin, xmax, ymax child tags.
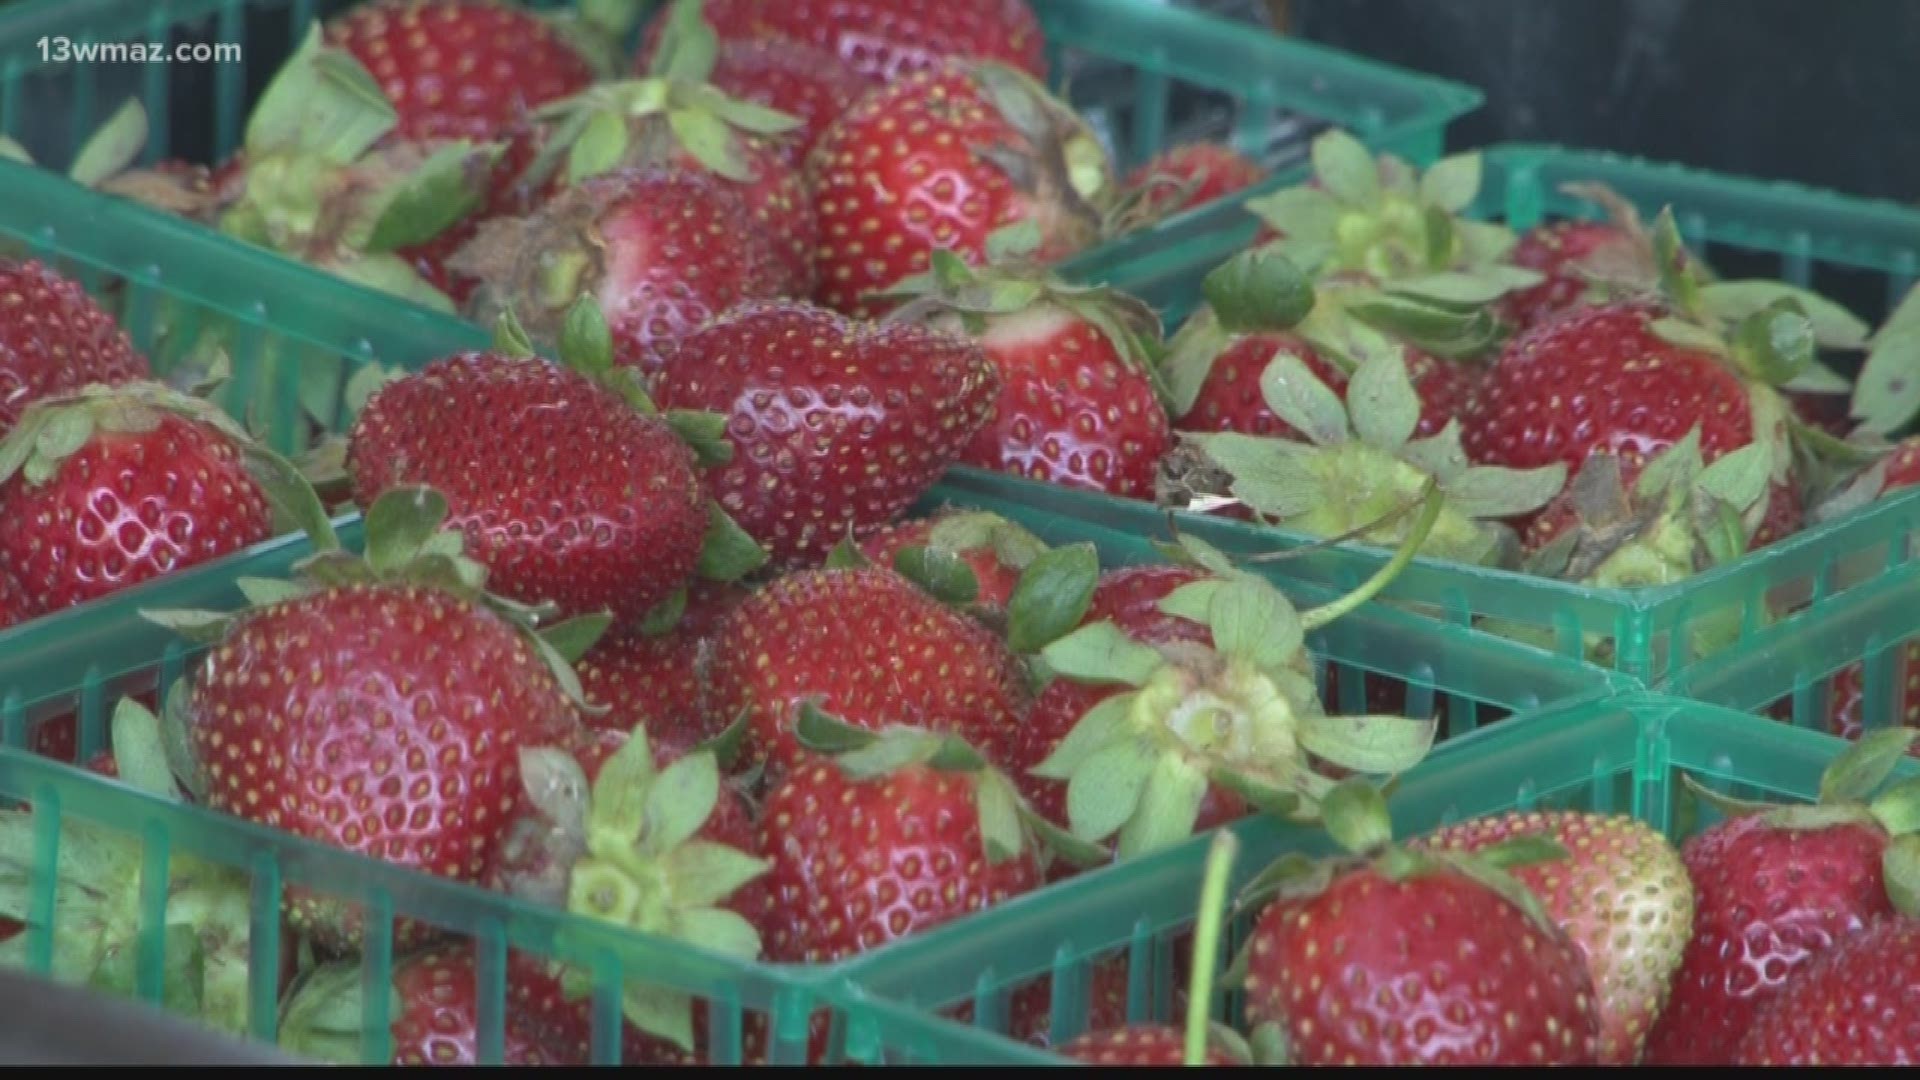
<box><xmin>38</xmin><ymin>37</ymin><xmax>241</xmax><ymax>63</ymax></box>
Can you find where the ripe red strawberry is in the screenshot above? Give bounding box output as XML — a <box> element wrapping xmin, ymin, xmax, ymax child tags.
<box><xmin>700</xmin><ymin>37</ymin><xmax>874</xmax><ymax>165</ymax></box>
<box><xmin>325</xmin><ymin>0</ymin><xmax>594</xmax><ymax>144</ymax></box>
<box><xmin>645</xmin><ymin>0</ymin><xmax>1048</xmax><ymax>83</ymax></box>
<box><xmin>808</xmin><ymin>62</ymin><xmax>1114</xmax><ymax>317</ymax></box>
<box><xmin>855</xmin><ymin>509</ymin><xmax>1048</xmax><ymax>619</ymax></box>
<box><xmin>280</xmin><ymin>946</ymin><xmax>581</xmax><ymax>1065</ymax></box>
<box><xmin>1415</xmin><ymin>811</ymin><xmax>1694</xmax><ymax>1064</ymax></box>
<box><xmin>755</xmin><ymin>722</ymin><xmax>1045</xmax><ymax>964</ymax></box>
<box><xmin>488</xmin><ymin>728</ymin><xmax>770</xmax><ymax>1062</ymax></box>
<box><xmin>400</xmin><ymin>130</ymin><xmax>551</xmax><ymax>306</ymax></box>
<box><xmin>1496</xmin><ymin>220</ymin><xmax>1646</xmax><ymax>330</ymax></box>
<box><xmin>1643</xmin><ymin>731</ymin><xmax>1920</xmax><ymax>1064</ymax></box>
<box><xmin>575</xmin><ymin>582</ymin><xmax>751</xmax><ymax>760</ymax></box>
<box><xmin>0</xmin><ymin>260</ymin><xmax>149</xmax><ymax>438</ymax></box>
<box><xmin>0</xmin><ymin>383</ymin><xmax>282</xmax><ymax>620</ymax></box>
<box><xmin>1826</xmin><ymin>642</ymin><xmax>1920</xmax><ymax>751</ymax></box>
<box><xmin>345</xmin><ymin>329</ymin><xmax>720</xmax><ymax>624</ymax></box>
<box><xmin>1057</xmin><ymin>1024</ymin><xmax>1243</xmax><ymax>1066</ymax></box>
<box><xmin>1176</xmin><ymin>330</ymin><xmax>1349</xmax><ymax>440</ymax></box>
<box><xmin>1732</xmin><ymin>916</ymin><xmax>1920</xmax><ymax>1065</ymax></box>
<box><xmin>707</xmin><ymin>566</ymin><xmax>1029</xmax><ymax>774</ymax></box>
<box><xmin>162</xmin><ymin>488</ymin><xmax>589</xmax><ymax>952</ymax></box>
<box><xmin>888</xmin><ymin>259</ymin><xmax>1174</xmax><ymax>498</ymax></box>
<box><xmin>1122</xmin><ymin>143</ymin><xmax>1269</xmax><ymax>222</ymax></box>
<box><xmin>1239</xmin><ymin>782</ymin><xmax>1601</xmax><ymax>1064</ymax></box>
<box><xmin>454</xmin><ymin>167</ymin><xmax>786</xmax><ymax>376</ymax></box>
<box><xmin>1014</xmin><ymin>550</ymin><xmax>1437</xmax><ymax>862</ymax></box>
<box><xmin>649</xmin><ymin>300</ymin><xmax>999</xmax><ymax>566</ymax></box>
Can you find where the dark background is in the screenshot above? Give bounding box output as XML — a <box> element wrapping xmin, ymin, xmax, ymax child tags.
<box><xmin>1281</xmin><ymin>0</ymin><xmax>1920</xmax><ymax>204</ymax></box>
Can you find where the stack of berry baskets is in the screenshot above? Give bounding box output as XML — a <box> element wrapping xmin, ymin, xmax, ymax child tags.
<box><xmin>929</xmin><ymin>138</ymin><xmax>1920</xmax><ymax>686</ymax></box>
<box><xmin>835</xmin><ymin>691</ymin><xmax>1920</xmax><ymax>1065</ymax></box>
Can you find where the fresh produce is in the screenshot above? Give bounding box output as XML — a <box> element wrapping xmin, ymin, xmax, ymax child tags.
<box><xmin>642</xmin><ymin>0</ymin><xmax>1048</xmax><ymax>83</ymax></box>
<box><xmin>808</xmin><ymin>61</ymin><xmax>1113</xmax><ymax>316</ymax></box>
<box><xmin>1416</xmin><ymin>810</ymin><xmax>1694</xmax><ymax>1064</ymax></box>
<box><xmin>1009</xmin><ymin>525</ymin><xmax>1441</xmax><ymax>862</ymax></box>
<box><xmin>1731</xmin><ymin>915</ymin><xmax>1920</xmax><ymax>1065</ymax></box>
<box><xmin>0</xmin><ymin>381</ymin><xmax>303</xmax><ymax>620</ymax></box>
<box><xmin>525</xmin><ymin>1</ymin><xmax>818</xmax><ymax>296</ymax></box>
<box><xmin>1121</xmin><ymin>142</ymin><xmax>1270</xmax><ymax>224</ymax></box>
<box><xmin>1643</xmin><ymin>730</ymin><xmax>1920</xmax><ymax>1063</ymax></box>
<box><xmin>574</xmin><ymin>581</ymin><xmax>750</xmax><ymax>760</ymax></box>
<box><xmin>854</xmin><ymin>508</ymin><xmax>1050</xmax><ymax>624</ymax></box>
<box><xmin>345</xmin><ymin>304</ymin><xmax>763</xmax><ymax>624</ymax></box>
<box><xmin>1057</xmin><ymin>1024</ymin><xmax>1243</xmax><ymax>1066</ymax></box>
<box><xmin>147</xmin><ymin>486</ymin><xmax>595</xmax><ymax>952</ymax></box>
<box><xmin>0</xmin><ymin>259</ymin><xmax>149</xmax><ymax>437</ymax></box>
<box><xmin>884</xmin><ymin>251</ymin><xmax>1174</xmax><ymax>498</ymax></box>
<box><xmin>1236</xmin><ymin>780</ymin><xmax>1601</xmax><ymax>1064</ymax></box>
<box><xmin>649</xmin><ymin>300</ymin><xmax>999</xmax><ymax>566</ymax></box>
<box><xmin>706</xmin><ymin>564</ymin><xmax>1030</xmax><ymax>774</ymax></box>
<box><xmin>694</xmin><ymin>35</ymin><xmax>872</xmax><ymax>164</ymax></box>
<box><xmin>453</xmin><ymin>167</ymin><xmax>786</xmax><ymax>375</ymax></box>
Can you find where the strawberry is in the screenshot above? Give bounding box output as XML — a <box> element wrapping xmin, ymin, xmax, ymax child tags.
<box><xmin>1057</xmin><ymin>1024</ymin><xmax>1244</xmax><ymax>1066</ymax></box>
<box><xmin>644</xmin><ymin>0</ymin><xmax>1049</xmax><ymax>84</ymax></box>
<box><xmin>1825</xmin><ymin>642</ymin><xmax>1920</xmax><ymax>751</ymax></box>
<box><xmin>453</xmin><ymin>167</ymin><xmax>786</xmax><ymax>376</ymax></box>
<box><xmin>279</xmin><ymin>946</ymin><xmax>581</xmax><ymax>1065</ymax></box>
<box><xmin>1415</xmin><ymin>810</ymin><xmax>1694</xmax><ymax>1064</ymax></box>
<box><xmin>1521</xmin><ymin>429</ymin><xmax>1775</xmax><ymax>589</ymax></box>
<box><xmin>706</xmin><ymin>565</ymin><xmax>1029</xmax><ymax>775</ymax></box>
<box><xmin>489</xmin><ymin>728</ymin><xmax>771</xmax><ymax>1061</ymax></box>
<box><xmin>649</xmin><ymin>300</ymin><xmax>999</xmax><ymax>567</ymax></box>
<box><xmin>325</xmin><ymin>0</ymin><xmax>594</xmax><ymax>145</ymax></box>
<box><xmin>854</xmin><ymin>509</ymin><xmax>1049</xmax><ymax>621</ymax></box>
<box><xmin>699</xmin><ymin>36</ymin><xmax>874</xmax><ymax>166</ymax></box>
<box><xmin>526</xmin><ymin>4</ymin><xmax>819</xmax><ymax>297</ymax></box>
<box><xmin>0</xmin><ymin>570</ymin><xmax>20</xmax><ymax>629</ymax></box>
<box><xmin>0</xmin><ymin>698</ymin><xmax>258</xmax><ymax>1035</ymax></box>
<box><xmin>1732</xmin><ymin>916</ymin><xmax>1920</xmax><ymax>1065</ymax></box>
<box><xmin>1787</xmin><ymin>389</ymin><xmax>1854</xmax><ymax>439</ymax></box>
<box><xmin>0</xmin><ymin>260</ymin><xmax>148</xmax><ymax>438</ymax></box>
<box><xmin>1238</xmin><ymin>781</ymin><xmax>1601</xmax><ymax>1064</ymax></box>
<box><xmin>154</xmin><ymin>487</ymin><xmax>593</xmax><ymax>951</ymax></box>
<box><xmin>345</xmin><ymin>307</ymin><xmax>758</xmax><ymax>624</ymax></box>
<box><xmin>0</xmin><ymin>382</ymin><xmax>305</xmax><ymax>620</ymax></box>
<box><xmin>885</xmin><ymin>255</ymin><xmax>1174</xmax><ymax>499</ymax></box>
<box><xmin>1642</xmin><ymin>730</ymin><xmax>1920</xmax><ymax>1064</ymax></box>
<box><xmin>575</xmin><ymin>581</ymin><xmax>751</xmax><ymax>759</ymax></box>
<box><xmin>1165</xmin><ymin>271</ymin><xmax>1568</xmax><ymax>566</ymax></box>
<box><xmin>1497</xmin><ymin>219</ymin><xmax>1651</xmax><ymax>331</ymax></box>
<box><xmin>1174</xmin><ymin>329</ymin><xmax>1350</xmax><ymax>441</ymax></box>
<box><xmin>1013</xmin><ymin>539</ymin><xmax>1438</xmax><ymax>863</ymax></box>
<box><xmin>808</xmin><ymin>61</ymin><xmax>1114</xmax><ymax>317</ymax></box>
<box><xmin>1121</xmin><ymin>143</ymin><xmax>1270</xmax><ymax>223</ymax></box>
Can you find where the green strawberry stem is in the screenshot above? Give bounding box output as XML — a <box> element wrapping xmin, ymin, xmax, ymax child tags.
<box><xmin>1200</xmin><ymin>247</ymin><xmax>1314</xmax><ymax>334</ymax></box>
<box><xmin>1183</xmin><ymin>829</ymin><xmax>1238</xmax><ymax>1066</ymax></box>
<box><xmin>1298</xmin><ymin>479</ymin><xmax>1442</xmax><ymax>632</ymax></box>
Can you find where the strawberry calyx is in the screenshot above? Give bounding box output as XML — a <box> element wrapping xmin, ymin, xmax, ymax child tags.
<box><xmin>275</xmin><ymin>958</ymin><xmax>404</xmax><ymax>1065</ymax></box>
<box><xmin>1681</xmin><ymin>728</ymin><xmax>1920</xmax><ymax>916</ymax></box>
<box><xmin>1528</xmin><ymin>425</ymin><xmax>1773</xmax><ymax>588</ymax></box>
<box><xmin>519</xmin><ymin>0</ymin><xmax>802</xmax><ymax>193</ymax></box>
<box><xmin>508</xmin><ymin>725</ymin><xmax>768</xmax><ymax>1052</ymax></box>
<box><xmin>1029</xmin><ymin>528</ymin><xmax>1443</xmax><ymax>861</ymax></box>
<box><xmin>488</xmin><ymin>298</ymin><xmax>769</xmax><ymax>589</ymax></box>
<box><xmin>964</xmin><ymin>61</ymin><xmax>1114</xmax><ymax>252</ymax></box>
<box><xmin>1245</xmin><ymin>130</ymin><xmax>1519</xmax><ymax>284</ymax></box>
<box><xmin>1849</xmin><ymin>283</ymin><xmax>1920</xmax><ymax>439</ymax></box>
<box><xmin>794</xmin><ymin>706</ymin><xmax>1111</xmax><ymax>872</ymax></box>
<box><xmin>878</xmin><ymin>246</ymin><xmax>1168</xmax><ymax>382</ymax></box>
<box><xmin>1165</xmin><ymin>345</ymin><xmax>1567</xmax><ymax>566</ymax></box>
<box><xmin>142</xmin><ymin>485</ymin><xmax>611</xmax><ymax>710</ymax></box>
<box><xmin>0</xmin><ymin>697</ymin><xmax>254</xmax><ymax>1035</ymax></box>
<box><xmin>210</xmin><ymin>28</ymin><xmax>501</xmax><ymax>313</ymax></box>
<box><xmin>0</xmin><ymin>375</ymin><xmax>336</xmax><ymax>546</ymax></box>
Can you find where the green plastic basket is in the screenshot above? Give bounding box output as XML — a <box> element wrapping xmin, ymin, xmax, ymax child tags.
<box><xmin>1668</xmin><ymin>545</ymin><xmax>1920</xmax><ymax>739</ymax></box>
<box><xmin>954</xmin><ymin>145</ymin><xmax>1920</xmax><ymax>685</ymax></box>
<box><xmin>0</xmin><ymin>487</ymin><xmax>1622</xmax><ymax>1062</ymax></box>
<box><xmin>834</xmin><ymin>691</ymin><xmax>1919</xmax><ymax>1059</ymax></box>
<box><xmin>0</xmin><ymin>0</ymin><xmax>1478</xmax><ymax>322</ymax></box>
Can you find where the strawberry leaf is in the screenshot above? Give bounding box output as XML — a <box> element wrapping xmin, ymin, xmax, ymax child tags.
<box><xmin>1319</xmin><ymin>778</ymin><xmax>1393</xmax><ymax>854</ymax></box>
<box><xmin>1821</xmin><ymin>727</ymin><xmax>1920</xmax><ymax>805</ymax></box>
<box><xmin>664</xmin><ymin>410</ymin><xmax>733</xmax><ymax>467</ymax></box>
<box><xmin>1041</xmin><ymin>622</ymin><xmax>1164</xmax><ymax>687</ymax></box>
<box><xmin>642</xmin><ymin>751</ymin><xmax>722</xmax><ymax>856</ymax></box>
<box><xmin>1207</xmin><ymin>580</ymin><xmax>1301</xmax><ymax>671</ymax></box>
<box><xmin>973</xmin><ymin>771</ymin><xmax>1026</xmax><ymax>865</ymax></box>
<box><xmin>1346</xmin><ymin>349</ymin><xmax>1421</xmax><ymax>452</ymax></box>
<box><xmin>1004</xmin><ymin>542</ymin><xmax>1098</xmax><ymax>654</ymax></box>
<box><xmin>363</xmin><ymin>140</ymin><xmax>501</xmax><ymax>254</ymax></box>
<box><xmin>668</xmin><ymin>107</ymin><xmax>750</xmax><ymax>182</ymax></box>
<box><xmin>1700</xmin><ymin>281</ymin><xmax>1870</xmax><ymax>350</ymax></box>
<box><xmin>1852</xmin><ymin>318</ymin><xmax>1920</xmax><ymax>436</ymax></box>
<box><xmin>1885</xmin><ymin>834</ymin><xmax>1920</xmax><ymax>919</ymax></box>
<box><xmin>1471</xmin><ymin>834</ymin><xmax>1568</xmax><ymax>872</ymax></box>
<box><xmin>1309</xmin><ymin>129</ymin><xmax>1380</xmax><ymax>207</ymax></box>
<box><xmin>823</xmin><ymin>533</ymin><xmax>871</xmax><ymax>571</ymax></box>
<box><xmin>1201</xmin><ymin>248</ymin><xmax>1314</xmax><ymax>334</ymax></box>
<box><xmin>67</xmin><ymin>97</ymin><xmax>149</xmax><ymax>189</ymax></box>
<box><xmin>638</xmin><ymin>588</ymin><xmax>689</xmax><ymax>637</ymax></box>
<box><xmin>1115</xmin><ymin>751</ymin><xmax>1208</xmax><ymax>858</ymax></box>
<box><xmin>893</xmin><ymin>546</ymin><xmax>980</xmax><ymax>607</ymax></box>
<box><xmin>694</xmin><ymin>505</ymin><xmax>768</xmax><ymax>581</ymax></box>
<box><xmin>1441</xmin><ymin>463</ymin><xmax>1568</xmax><ymax>521</ymax></box>
<box><xmin>1066</xmin><ymin>740</ymin><xmax>1157</xmax><ymax>842</ymax></box>
<box><xmin>109</xmin><ymin>697</ymin><xmax>182</xmax><ymax>802</ymax></box>
<box><xmin>1297</xmin><ymin>713</ymin><xmax>1436</xmax><ymax>774</ymax></box>
<box><xmin>662</xmin><ymin>842</ymin><xmax>770</xmax><ymax>909</ymax></box>
<box><xmin>621</xmin><ymin>983</ymin><xmax>698</xmax><ymax>1054</ymax></box>
<box><xmin>364</xmin><ymin>485</ymin><xmax>451</xmax><ymax>574</ymax></box>
<box><xmin>1031</xmin><ymin>692</ymin><xmax>1138</xmax><ymax>780</ymax></box>
<box><xmin>1209</xmin><ymin>767</ymin><xmax>1303</xmax><ymax>818</ymax></box>
<box><xmin>1234</xmin><ymin>852</ymin><xmax>1326</xmax><ymax>912</ymax></box>
<box><xmin>1259</xmin><ymin>352</ymin><xmax>1349</xmax><ymax>447</ymax></box>
<box><xmin>519</xmin><ymin>746</ymin><xmax>592</xmax><ymax>842</ymax></box>
<box><xmin>1415</xmin><ymin>152</ymin><xmax>1481</xmax><ymax>213</ymax></box>
<box><xmin>793</xmin><ymin>702</ymin><xmax>879</xmax><ymax>754</ymax></box>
